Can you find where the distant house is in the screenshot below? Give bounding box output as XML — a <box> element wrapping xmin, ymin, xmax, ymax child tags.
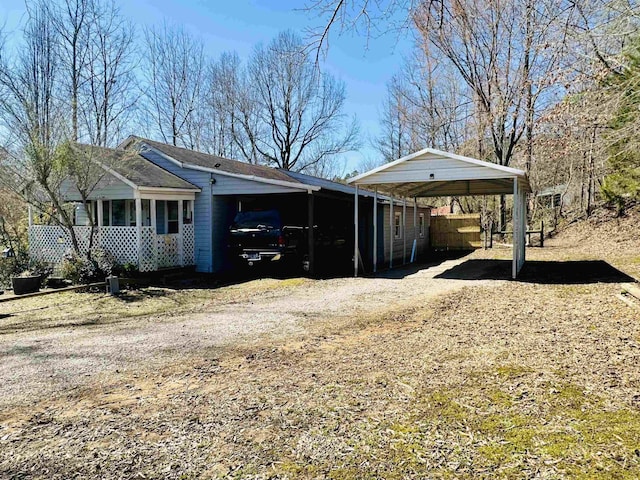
<box><xmin>28</xmin><ymin>137</ymin><xmax>431</xmax><ymax>274</ymax></box>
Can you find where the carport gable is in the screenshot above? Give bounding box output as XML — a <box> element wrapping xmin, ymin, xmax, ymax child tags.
<box><xmin>348</xmin><ymin>148</ymin><xmax>530</xmax><ymax>197</ymax></box>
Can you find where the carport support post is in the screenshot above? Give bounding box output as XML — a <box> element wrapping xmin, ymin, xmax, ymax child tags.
<box><xmin>307</xmin><ymin>192</ymin><xmax>315</xmax><ymax>276</ymax></box>
<box><xmin>414</xmin><ymin>197</ymin><xmax>417</xmax><ymax>260</ymax></box>
<box><xmin>354</xmin><ymin>184</ymin><xmax>359</xmax><ymax>277</ymax></box>
<box><xmin>373</xmin><ymin>188</ymin><xmax>378</xmax><ymax>273</ymax></box>
<box><xmin>518</xmin><ymin>189</ymin><xmax>527</xmax><ymax>266</ymax></box>
<box><xmin>403</xmin><ymin>198</ymin><xmax>407</xmax><ymax>264</ymax></box>
<box><xmin>512</xmin><ymin>178</ymin><xmax>519</xmax><ymax>279</ymax></box>
<box><xmin>389</xmin><ymin>197</ymin><xmax>394</xmax><ymax>269</ymax></box>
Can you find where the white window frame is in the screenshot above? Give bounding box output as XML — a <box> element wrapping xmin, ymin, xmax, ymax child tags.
<box><xmin>166</xmin><ymin>200</ymin><xmax>179</xmax><ymax>234</ymax></box>
<box><xmin>419</xmin><ymin>213</ymin><xmax>425</xmax><ymax>238</ymax></box>
<box><xmin>394</xmin><ymin>211</ymin><xmax>402</xmax><ymax>239</ymax></box>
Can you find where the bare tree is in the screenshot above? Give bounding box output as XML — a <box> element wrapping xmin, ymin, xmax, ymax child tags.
<box><xmin>376</xmin><ymin>46</ymin><xmax>470</xmax><ymax>162</ymax></box>
<box><xmin>0</xmin><ymin>5</ymin><xmax>80</xmax><ymax>250</ymax></box>
<box><xmin>200</xmin><ymin>52</ymin><xmax>256</xmax><ymax>160</ymax></box>
<box><xmin>81</xmin><ymin>0</ymin><xmax>137</xmax><ymax>147</ymax></box>
<box><xmin>49</xmin><ymin>0</ymin><xmax>93</xmax><ymax>142</ymax></box>
<box><xmin>0</xmin><ymin>5</ymin><xmax>115</xmax><ymax>256</ymax></box>
<box><xmin>141</xmin><ymin>23</ymin><xmax>205</xmax><ymax>148</ymax></box>
<box><xmin>411</xmin><ymin>0</ymin><xmax>570</xmax><ymax>228</ymax></box>
<box><xmin>245</xmin><ymin>31</ymin><xmax>359</xmax><ymax>171</ymax></box>
<box><xmin>303</xmin><ymin>0</ymin><xmax>415</xmax><ymax>61</ymax></box>
<box><xmin>376</xmin><ymin>77</ymin><xmax>412</xmax><ymax>162</ymax></box>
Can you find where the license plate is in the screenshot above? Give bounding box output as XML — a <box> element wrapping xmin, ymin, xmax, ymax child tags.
<box><xmin>247</xmin><ymin>253</ymin><xmax>260</xmax><ymax>260</ymax></box>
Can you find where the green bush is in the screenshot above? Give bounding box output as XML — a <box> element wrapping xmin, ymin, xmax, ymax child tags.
<box><xmin>60</xmin><ymin>251</ymin><xmax>96</xmax><ymax>284</ymax></box>
<box><xmin>119</xmin><ymin>262</ymin><xmax>139</xmax><ymax>277</ymax></box>
<box><xmin>0</xmin><ymin>258</ymin><xmax>22</xmax><ymax>289</ymax></box>
<box><xmin>601</xmin><ymin>168</ymin><xmax>640</xmax><ymax>214</ymax></box>
<box><xmin>60</xmin><ymin>248</ymin><xmax>119</xmax><ymax>284</ymax></box>
<box><xmin>28</xmin><ymin>259</ymin><xmax>53</xmax><ymax>281</ymax></box>
<box><xmin>90</xmin><ymin>247</ymin><xmax>117</xmax><ymax>277</ymax></box>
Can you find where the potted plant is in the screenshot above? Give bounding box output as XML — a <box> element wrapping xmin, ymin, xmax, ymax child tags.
<box><xmin>11</xmin><ymin>270</ymin><xmax>41</xmax><ymax>295</ymax></box>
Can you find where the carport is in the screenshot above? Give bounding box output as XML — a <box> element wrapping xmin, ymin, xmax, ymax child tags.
<box><xmin>348</xmin><ymin>148</ymin><xmax>532</xmax><ymax>279</ymax></box>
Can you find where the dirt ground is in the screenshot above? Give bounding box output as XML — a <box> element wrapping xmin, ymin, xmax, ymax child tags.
<box><xmin>1</xmin><ymin>207</ymin><xmax>640</xmax><ymax>479</ymax></box>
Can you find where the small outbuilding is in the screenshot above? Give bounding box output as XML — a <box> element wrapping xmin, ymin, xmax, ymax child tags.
<box><xmin>348</xmin><ymin>148</ymin><xmax>531</xmax><ymax>279</ymax></box>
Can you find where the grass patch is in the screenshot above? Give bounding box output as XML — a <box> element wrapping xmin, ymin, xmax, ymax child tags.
<box><xmin>0</xmin><ymin>287</ymin><xmax>218</xmax><ymax>334</ymax></box>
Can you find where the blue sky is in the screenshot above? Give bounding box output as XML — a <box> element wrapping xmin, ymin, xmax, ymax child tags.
<box><xmin>0</xmin><ymin>0</ymin><xmax>414</xmax><ymax>171</ymax></box>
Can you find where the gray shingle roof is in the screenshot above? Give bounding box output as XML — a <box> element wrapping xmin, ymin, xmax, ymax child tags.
<box><xmin>74</xmin><ymin>144</ymin><xmax>200</xmax><ymax>190</ymax></box>
<box><xmin>127</xmin><ymin>136</ymin><xmax>304</xmax><ymax>184</ymax></box>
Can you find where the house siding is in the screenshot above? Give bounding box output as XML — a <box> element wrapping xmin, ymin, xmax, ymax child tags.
<box><xmin>382</xmin><ymin>203</ymin><xmax>430</xmax><ymax>265</ymax></box>
<box><xmin>140</xmin><ymin>149</ymin><xmax>212</xmax><ymax>272</ymax></box>
<box><xmin>61</xmin><ymin>176</ymin><xmax>134</xmax><ymax>201</ymax></box>
<box><xmin>213</xmin><ymin>174</ymin><xmax>306</xmax><ymax>195</ymax></box>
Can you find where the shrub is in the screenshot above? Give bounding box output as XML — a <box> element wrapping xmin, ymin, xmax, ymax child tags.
<box><xmin>90</xmin><ymin>247</ymin><xmax>117</xmax><ymax>277</ymax></box>
<box><xmin>0</xmin><ymin>258</ymin><xmax>22</xmax><ymax>289</ymax></box>
<box><xmin>60</xmin><ymin>251</ymin><xmax>97</xmax><ymax>284</ymax></box>
<box><xmin>60</xmin><ymin>248</ymin><xmax>120</xmax><ymax>284</ymax></box>
<box><xmin>119</xmin><ymin>262</ymin><xmax>139</xmax><ymax>277</ymax></box>
<box><xmin>28</xmin><ymin>259</ymin><xmax>53</xmax><ymax>283</ymax></box>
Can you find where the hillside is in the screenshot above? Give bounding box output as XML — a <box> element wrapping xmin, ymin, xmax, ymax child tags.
<box><xmin>547</xmin><ymin>204</ymin><xmax>640</xmax><ymax>280</ymax></box>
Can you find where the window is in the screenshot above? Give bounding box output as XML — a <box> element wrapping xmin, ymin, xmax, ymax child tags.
<box><xmin>111</xmin><ymin>200</ymin><xmax>126</xmax><ymax>226</ymax></box>
<box><xmin>167</xmin><ymin>201</ymin><xmax>179</xmax><ymax>234</ymax></box>
<box><xmin>183</xmin><ymin>200</ymin><xmax>192</xmax><ymax>224</ymax></box>
<box><xmin>102</xmin><ymin>201</ymin><xmax>110</xmax><ymax>226</ymax></box>
<box><xmin>419</xmin><ymin>213</ymin><xmax>425</xmax><ymax>238</ymax></box>
<box><xmin>141</xmin><ymin>199</ymin><xmax>151</xmax><ymax>226</ymax></box>
<box><xmin>126</xmin><ymin>200</ymin><xmax>137</xmax><ymax>226</ymax></box>
<box><xmin>394</xmin><ymin>211</ymin><xmax>402</xmax><ymax>239</ymax></box>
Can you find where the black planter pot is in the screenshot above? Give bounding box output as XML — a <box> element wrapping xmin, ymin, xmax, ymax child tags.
<box><xmin>12</xmin><ymin>275</ymin><xmax>41</xmax><ymax>295</ymax></box>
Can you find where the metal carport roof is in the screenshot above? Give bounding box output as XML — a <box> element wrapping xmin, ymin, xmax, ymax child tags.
<box><xmin>347</xmin><ymin>148</ymin><xmax>532</xmax><ymax>279</ymax></box>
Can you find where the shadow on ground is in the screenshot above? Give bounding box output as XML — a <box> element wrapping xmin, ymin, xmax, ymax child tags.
<box><xmin>371</xmin><ymin>251</ymin><xmax>472</xmax><ymax>280</ymax></box>
<box><xmin>435</xmin><ymin>259</ymin><xmax>635</xmax><ymax>284</ymax></box>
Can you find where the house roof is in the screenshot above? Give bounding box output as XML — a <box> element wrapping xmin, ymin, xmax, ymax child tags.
<box><xmin>122</xmin><ymin>136</ymin><xmax>304</xmax><ymax>185</ymax></box>
<box><xmin>117</xmin><ymin>136</ymin><xmax>386</xmax><ymax>199</ymax></box>
<box><xmin>74</xmin><ymin>144</ymin><xmax>200</xmax><ymax>191</ymax></box>
<box><xmin>281</xmin><ymin>169</ymin><xmax>386</xmax><ymax>200</ymax></box>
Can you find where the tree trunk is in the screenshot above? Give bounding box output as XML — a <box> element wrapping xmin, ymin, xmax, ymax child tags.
<box><xmin>499</xmin><ymin>194</ymin><xmax>507</xmax><ymax>233</ymax></box>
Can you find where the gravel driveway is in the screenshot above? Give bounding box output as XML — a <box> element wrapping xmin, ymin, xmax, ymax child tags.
<box><xmin>0</xmin><ymin>254</ymin><xmax>494</xmax><ymax>409</ymax></box>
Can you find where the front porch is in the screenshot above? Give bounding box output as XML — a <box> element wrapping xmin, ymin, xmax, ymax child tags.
<box><xmin>29</xmin><ymin>198</ymin><xmax>196</xmax><ymax>272</ymax></box>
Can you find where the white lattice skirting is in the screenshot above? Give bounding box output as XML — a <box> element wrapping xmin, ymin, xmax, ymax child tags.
<box><xmin>29</xmin><ymin>225</ymin><xmax>196</xmax><ymax>272</ymax></box>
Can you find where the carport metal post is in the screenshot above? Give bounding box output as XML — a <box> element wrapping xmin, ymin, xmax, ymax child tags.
<box><xmin>308</xmin><ymin>192</ymin><xmax>315</xmax><ymax>276</ymax></box>
<box><xmin>403</xmin><ymin>198</ymin><xmax>407</xmax><ymax>264</ymax></box>
<box><xmin>354</xmin><ymin>185</ymin><xmax>359</xmax><ymax>277</ymax></box>
<box><xmin>389</xmin><ymin>196</ymin><xmax>394</xmax><ymax>268</ymax></box>
<box><xmin>413</xmin><ymin>197</ymin><xmax>417</xmax><ymax>261</ymax></box>
<box><xmin>512</xmin><ymin>177</ymin><xmax>519</xmax><ymax>279</ymax></box>
<box><xmin>373</xmin><ymin>188</ymin><xmax>378</xmax><ymax>273</ymax></box>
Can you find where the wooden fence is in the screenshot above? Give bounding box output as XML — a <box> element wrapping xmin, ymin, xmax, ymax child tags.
<box><xmin>430</xmin><ymin>213</ymin><xmax>481</xmax><ymax>250</ymax></box>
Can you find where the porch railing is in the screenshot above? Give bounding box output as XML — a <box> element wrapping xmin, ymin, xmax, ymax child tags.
<box><xmin>28</xmin><ymin>224</ymin><xmax>196</xmax><ymax>272</ymax></box>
